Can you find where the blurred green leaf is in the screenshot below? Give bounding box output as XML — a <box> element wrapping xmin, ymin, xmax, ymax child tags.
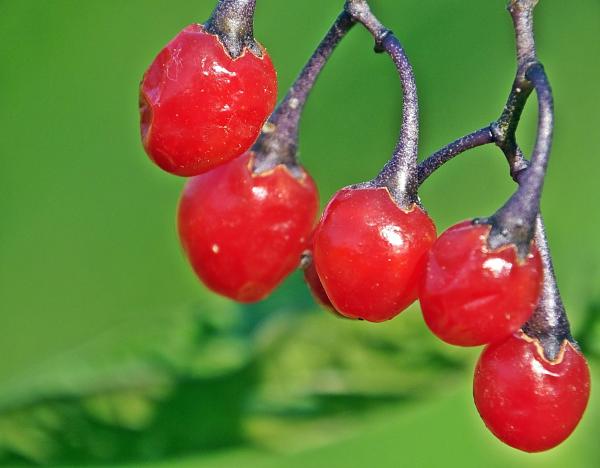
<box><xmin>246</xmin><ymin>306</ymin><xmax>471</xmax><ymax>452</ymax></box>
<box><xmin>0</xmin><ymin>303</ymin><xmax>472</xmax><ymax>464</ymax></box>
<box><xmin>0</xmin><ymin>305</ymin><xmax>259</xmax><ymax>464</ymax></box>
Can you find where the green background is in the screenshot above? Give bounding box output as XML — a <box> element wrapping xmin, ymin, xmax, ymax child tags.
<box><xmin>1</xmin><ymin>0</ymin><xmax>599</xmax><ymax>466</ymax></box>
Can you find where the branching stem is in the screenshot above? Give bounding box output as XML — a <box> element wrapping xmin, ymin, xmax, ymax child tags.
<box><xmin>485</xmin><ymin>63</ymin><xmax>553</xmax><ymax>258</ymax></box>
<box><xmin>417</xmin><ymin>127</ymin><xmax>493</xmax><ymax>184</ymax></box>
<box><xmin>415</xmin><ymin>0</ymin><xmax>573</xmax><ymax>359</ymax></box>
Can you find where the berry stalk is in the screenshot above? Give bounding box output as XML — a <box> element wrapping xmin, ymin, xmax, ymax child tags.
<box><xmin>416</xmin><ymin>0</ymin><xmax>574</xmax><ymax>361</ymax></box>
<box><xmin>467</xmin><ymin>0</ymin><xmax>550</xmax><ymax>257</ymax></box>
<box><xmin>485</xmin><ymin>63</ymin><xmax>553</xmax><ymax>258</ymax></box>
<box><xmin>345</xmin><ymin>0</ymin><xmax>420</xmax><ymax>208</ymax></box>
<box><xmin>252</xmin><ymin>11</ymin><xmax>355</xmax><ymax>174</ymax></box>
<box><xmin>522</xmin><ymin>216</ymin><xmax>575</xmax><ymax>360</ymax></box>
<box><xmin>204</xmin><ymin>0</ymin><xmax>262</xmax><ymax>58</ymax></box>
<box><xmin>492</xmin><ymin>1</ymin><xmax>574</xmax><ymax>361</ymax></box>
<box><xmin>310</xmin><ymin>0</ymin><xmax>435</xmax><ymax>323</ymax></box>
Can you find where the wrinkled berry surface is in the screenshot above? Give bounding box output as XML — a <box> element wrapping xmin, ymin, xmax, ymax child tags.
<box><xmin>420</xmin><ymin>221</ymin><xmax>542</xmax><ymax>346</ymax></box>
<box><xmin>140</xmin><ymin>24</ymin><xmax>277</xmax><ymax>176</ymax></box>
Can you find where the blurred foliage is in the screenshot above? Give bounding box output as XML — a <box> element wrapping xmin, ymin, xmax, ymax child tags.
<box><xmin>1</xmin><ymin>0</ymin><xmax>599</xmax><ymax>466</ymax></box>
<box><xmin>0</xmin><ymin>302</ymin><xmax>469</xmax><ymax>464</ymax></box>
<box><xmin>1</xmin><ymin>295</ymin><xmax>598</xmax><ymax>464</ymax></box>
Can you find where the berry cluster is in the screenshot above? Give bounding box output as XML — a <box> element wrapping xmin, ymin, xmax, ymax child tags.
<box><xmin>139</xmin><ymin>0</ymin><xmax>590</xmax><ymax>453</ymax></box>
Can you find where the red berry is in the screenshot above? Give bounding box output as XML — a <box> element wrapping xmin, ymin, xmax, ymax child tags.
<box><xmin>303</xmin><ymin>254</ymin><xmax>334</xmax><ymax>310</ymax></box>
<box><xmin>302</xmin><ymin>233</ymin><xmax>334</xmax><ymax>310</ymax></box>
<box><xmin>313</xmin><ymin>187</ymin><xmax>437</xmax><ymax>322</ymax></box>
<box><xmin>419</xmin><ymin>221</ymin><xmax>543</xmax><ymax>346</ymax></box>
<box><xmin>178</xmin><ymin>152</ymin><xmax>318</xmax><ymax>302</ymax></box>
<box><xmin>474</xmin><ymin>332</ymin><xmax>590</xmax><ymax>452</ymax></box>
<box><xmin>302</xmin><ymin>235</ymin><xmax>350</xmax><ymax>318</ymax></box>
<box><xmin>304</xmin><ymin>256</ymin><xmax>356</xmax><ymax>319</ymax></box>
<box><xmin>140</xmin><ymin>24</ymin><xmax>277</xmax><ymax>176</ymax></box>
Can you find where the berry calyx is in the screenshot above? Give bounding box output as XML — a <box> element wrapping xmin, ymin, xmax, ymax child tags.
<box><xmin>178</xmin><ymin>152</ymin><xmax>318</xmax><ymax>302</ymax></box>
<box><xmin>204</xmin><ymin>0</ymin><xmax>263</xmax><ymax>59</ymax></box>
<box><xmin>474</xmin><ymin>331</ymin><xmax>590</xmax><ymax>452</ymax></box>
<box><xmin>419</xmin><ymin>220</ymin><xmax>543</xmax><ymax>346</ymax></box>
<box><xmin>140</xmin><ymin>23</ymin><xmax>277</xmax><ymax>176</ymax></box>
<box><xmin>313</xmin><ymin>187</ymin><xmax>436</xmax><ymax>322</ymax></box>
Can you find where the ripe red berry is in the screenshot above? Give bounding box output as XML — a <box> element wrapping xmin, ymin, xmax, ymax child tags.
<box><xmin>303</xmin><ymin>253</ymin><xmax>334</xmax><ymax>310</ymax></box>
<box><xmin>302</xmin><ymin>236</ymin><xmax>352</xmax><ymax>318</ymax></box>
<box><xmin>140</xmin><ymin>24</ymin><xmax>277</xmax><ymax>176</ymax></box>
<box><xmin>178</xmin><ymin>152</ymin><xmax>318</xmax><ymax>302</ymax></box>
<box><xmin>474</xmin><ymin>332</ymin><xmax>590</xmax><ymax>452</ymax></box>
<box><xmin>313</xmin><ymin>187</ymin><xmax>436</xmax><ymax>322</ymax></box>
<box><xmin>304</xmin><ymin>254</ymin><xmax>358</xmax><ymax>319</ymax></box>
<box><xmin>419</xmin><ymin>221</ymin><xmax>543</xmax><ymax>346</ymax></box>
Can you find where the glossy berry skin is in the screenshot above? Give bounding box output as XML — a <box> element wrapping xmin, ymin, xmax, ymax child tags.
<box><xmin>303</xmin><ymin>256</ymin><xmax>335</xmax><ymax>310</ymax></box>
<box><xmin>302</xmin><ymin>234</ymin><xmax>335</xmax><ymax>310</ymax></box>
<box><xmin>178</xmin><ymin>152</ymin><xmax>318</xmax><ymax>302</ymax></box>
<box><xmin>419</xmin><ymin>221</ymin><xmax>543</xmax><ymax>346</ymax></box>
<box><xmin>474</xmin><ymin>332</ymin><xmax>590</xmax><ymax>452</ymax></box>
<box><xmin>303</xmin><ymin>259</ymin><xmax>355</xmax><ymax>319</ymax></box>
<box><xmin>140</xmin><ymin>24</ymin><xmax>277</xmax><ymax>176</ymax></box>
<box><xmin>302</xmin><ymin>236</ymin><xmax>350</xmax><ymax>318</ymax></box>
<box><xmin>313</xmin><ymin>187</ymin><xmax>437</xmax><ymax>322</ymax></box>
